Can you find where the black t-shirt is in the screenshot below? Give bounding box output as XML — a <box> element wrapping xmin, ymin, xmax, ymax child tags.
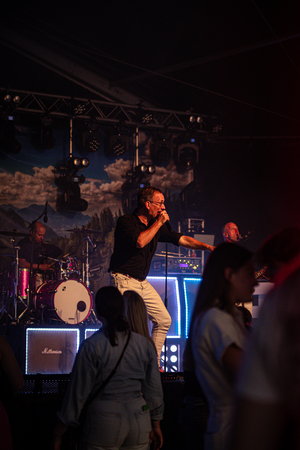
<box><xmin>109</xmin><ymin>210</ymin><xmax>183</xmax><ymax>280</ymax></box>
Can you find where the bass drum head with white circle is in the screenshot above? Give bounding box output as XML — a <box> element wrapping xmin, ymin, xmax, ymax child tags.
<box><xmin>54</xmin><ymin>280</ymin><xmax>92</xmax><ymax>324</ymax></box>
<box><xmin>35</xmin><ymin>280</ymin><xmax>92</xmax><ymax>324</ymax></box>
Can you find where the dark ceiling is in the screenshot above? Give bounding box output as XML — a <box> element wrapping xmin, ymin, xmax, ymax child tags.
<box><xmin>1</xmin><ymin>1</ymin><xmax>300</xmax><ymax>247</ymax></box>
<box><xmin>1</xmin><ymin>1</ymin><xmax>300</xmax><ymax>138</ymax></box>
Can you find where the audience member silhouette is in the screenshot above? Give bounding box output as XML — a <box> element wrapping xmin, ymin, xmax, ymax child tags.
<box><xmin>52</xmin><ymin>286</ymin><xmax>164</xmax><ymax>450</ymax></box>
<box><xmin>183</xmin><ymin>242</ymin><xmax>257</xmax><ymax>450</ymax></box>
<box><xmin>236</xmin><ymin>305</ymin><xmax>252</xmax><ymax>332</ymax></box>
<box><xmin>255</xmin><ymin>226</ymin><xmax>300</xmax><ymax>282</ymax></box>
<box><xmin>229</xmin><ymin>228</ymin><xmax>300</xmax><ymax>450</ymax></box>
<box><xmin>0</xmin><ymin>335</ymin><xmax>24</xmax><ymax>450</ymax></box>
<box><xmin>123</xmin><ymin>290</ymin><xmax>155</xmax><ymax>349</ymax></box>
<box><xmin>230</xmin><ymin>266</ymin><xmax>300</xmax><ymax>449</ymax></box>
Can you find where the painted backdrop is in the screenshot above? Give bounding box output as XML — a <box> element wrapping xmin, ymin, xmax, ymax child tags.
<box><xmin>0</xmin><ymin>122</ymin><xmax>192</xmax><ymax>295</ymax></box>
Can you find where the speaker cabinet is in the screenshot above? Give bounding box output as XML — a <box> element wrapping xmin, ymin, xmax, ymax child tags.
<box><xmin>25</xmin><ymin>327</ymin><xmax>80</xmax><ymax>374</ymax></box>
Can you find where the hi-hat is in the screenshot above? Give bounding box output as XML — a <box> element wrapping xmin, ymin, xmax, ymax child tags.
<box><xmin>39</xmin><ymin>244</ymin><xmax>62</xmax><ymax>258</ymax></box>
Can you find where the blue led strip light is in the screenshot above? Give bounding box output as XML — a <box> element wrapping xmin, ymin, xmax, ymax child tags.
<box><xmin>147</xmin><ymin>276</ymin><xmax>181</xmax><ymax>338</ymax></box>
<box><xmin>183</xmin><ymin>277</ymin><xmax>202</xmax><ymax>338</ymax></box>
<box><xmin>84</xmin><ymin>328</ymin><xmax>101</xmax><ymax>340</ymax></box>
<box><xmin>25</xmin><ymin>328</ymin><xmax>80</xmax><ymax>374</ymax></box>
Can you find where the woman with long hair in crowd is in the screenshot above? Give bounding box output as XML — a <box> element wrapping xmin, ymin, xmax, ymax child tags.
<box><xmin>230</xmin><ymin>240</ymin><xmax>300</xmax><ymax>450</ymax></box>
<box><xmin>52</xmin><ymin>286</ymin><xmax>164</xmax><ymax>450</ymax></box>
<box><xmin>0</xmin><ymin>335</ymin><xmax>24</xmax><ymax>450</ymax></box>
<box><xmin>183</xmin><ymin>242</ymin><xmax>257</xmax><ymax>450</ymax></box>
<box><xmin>123</xmin><ymin>289</ymin><xmax>155</xmax><ymax>349</ymax></box>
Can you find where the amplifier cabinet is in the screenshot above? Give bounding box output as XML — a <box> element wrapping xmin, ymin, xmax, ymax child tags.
<box><xmin>25</xmin><ymin>327</ymin><xmax>80</xmax><ymax>374</ymax></box>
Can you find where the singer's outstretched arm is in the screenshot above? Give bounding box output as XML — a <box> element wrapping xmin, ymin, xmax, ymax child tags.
<box><xmin>179</xmin><ymin>235</ymin><xmax>215</xmax><ymax>252</ymax></box>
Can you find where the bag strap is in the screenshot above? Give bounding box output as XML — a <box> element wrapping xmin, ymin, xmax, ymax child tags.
<box><xmin>85</xmin><ymin>331</ymin><xmax>131</xmax><ymax>406</ymax></box>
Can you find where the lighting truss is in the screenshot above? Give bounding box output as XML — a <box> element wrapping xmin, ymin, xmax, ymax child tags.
<box><xmin>0</xmin><ymin>88</ymin><xmax>215</xmax><ymax>134</ymax></box>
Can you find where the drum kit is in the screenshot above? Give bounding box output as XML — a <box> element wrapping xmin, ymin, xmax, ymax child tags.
<box><xmin>0</xmin><ymin>228</ymin><xmax>103</xmax><ymax>325</ymax></box>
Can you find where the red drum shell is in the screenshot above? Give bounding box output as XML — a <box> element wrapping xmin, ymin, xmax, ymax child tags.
<box><xmin>18</xmin><ymin>268</ymin><xmax>30</xmax><ymax>299</ymax></box>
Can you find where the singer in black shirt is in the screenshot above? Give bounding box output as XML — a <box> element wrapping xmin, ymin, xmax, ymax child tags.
<box><xmin>109</xmin><ymin>186</ymin><xmax>214</xmax><ymax>367</ymax></box>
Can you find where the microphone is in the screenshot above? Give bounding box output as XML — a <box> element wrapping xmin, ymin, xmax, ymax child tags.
<box><xmin>165</xmin><ymin>220</ymin><xmax>173</xmax><ymax>232</ymax></box>
<box><xmin>44</xmin><ymin>201</ymin><xmax>48</xmax><ymax>223</ymax></box>
<box><xmin>239</xmin><ymin>231</ymin><xmax>253</xmax><ymax>240</ymax></box>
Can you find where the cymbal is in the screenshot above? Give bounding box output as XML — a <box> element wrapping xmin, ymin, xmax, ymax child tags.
<box><xmin>66</xmin><ymin>228</ymin><xmax>102</xmax><ymax>234</ymax></box>
<box><xmin>0</xmin><ymin>230</ymin><xmax>30</xmax><ymax>237</ymax></box>
<box><xmin>39</xmin><ymin>244</ymin><xmax>62</xmax><ymax>258</ymax></box>
<box><xmin>20</xmin><ymin>243</ymin><xmax>62</xmax><ymax>258</ymax></box>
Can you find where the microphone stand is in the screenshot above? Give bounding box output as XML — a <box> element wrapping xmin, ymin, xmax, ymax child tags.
<box><xmin>243</xmin><ymin>232</ymin><xmax>253</xmax><ymax>247</ymax></box>
<box><xmin>164</xmin><ymin>242</ymin><xmax>168</xmax><ymax>372</ymax></box>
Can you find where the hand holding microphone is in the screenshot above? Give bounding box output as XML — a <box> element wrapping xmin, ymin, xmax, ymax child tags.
<box><xmin>157</xmin><ymin>210</ymin><xmax>170</xmax><ymax>227</ymax></box>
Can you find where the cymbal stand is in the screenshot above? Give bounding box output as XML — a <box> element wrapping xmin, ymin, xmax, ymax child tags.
<box><xmin>82</xmin><ymin>233</ymin><xmax>95</xmax><ymax>289</ymax></box>
<box><xmin>0</xmin><ymin>263</ymin><xmax>13</xmax><ymax>321</ymax></box>
<box><xmin>82</xmin><ymin>232</ymin><xmax>98</xmax><ymax>323</ymax></box>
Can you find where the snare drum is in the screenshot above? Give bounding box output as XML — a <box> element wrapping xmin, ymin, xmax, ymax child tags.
<box><xmin>58</xmin><ymin>257</ymin><xmax>80</xmax><ymax>280</ymax></box>
<box><xmin>67</xmin><ymin>256</ymin><xmax>80</xmax><ymax>280</ymax></box>
<box><xmin>33</xmin><ymin>279</ymin><xmax>92</xmax><ymax>324</ymax></box>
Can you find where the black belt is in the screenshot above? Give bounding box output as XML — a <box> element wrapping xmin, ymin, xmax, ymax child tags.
<box><xmin>111</xmin><ymin>272</ymin><xmax>145</xmax><ymax>283</ymax></box>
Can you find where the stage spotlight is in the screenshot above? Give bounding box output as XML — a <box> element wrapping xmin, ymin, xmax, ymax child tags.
<box><xmin>81</xmin><ymin>157</ymin><xmax>90</xmax><ymax>168</ymax></box>
<box><xmin>147</xmin><ymin>164</ymin><xmax>156</xmax><ymax>174</ymax></box>
<box><xmin>141</xmin><ymin>112</ymin><xmax>154</xmax><ymax>124</ymax></box>
<box><xmin>109</xmin><ymin>133</ymin><xmax>129</xmax><ymax>157</ymax></box>
<box><xmin>63</xmin><ymin>182</ymin><xmax>88</xmax><ymax>212</ymax></box>
<box><xmin>137</xmin><ymin>103</ymin><xmax>154</xmax><ymax>124</ymax></box>
<box><xmin>73</xmin><ymin>157</ymin><xmax>82</xmax><ymax>168</ymax></box>
<box><xmin>150</xmin><ymin>138</ymin><xmax>173</xmax><ymax>166</ymax></box>
<box><xmin>2</xmin><ymin>92</ymin><xmax>21</xmax><ymax>109</ymax></box>
<box><xmin>174</xmin><ymin>136</ymin><xmax>200</xmax><ymax>172</ymax></box>
<box><xmin>138</xmin><ymin>164</ymin><xmax>148</xmax><ymax>174</ymax></box>
<box><xmin>178</xmin><ymin>146</ymin><xmax>198</xmax><ymax>170</ymax></box>
<box><xmin>135</xmin><ymin>164</ymin><xmax>156</xmax><ymax>177</ymax></box>
<box><xmin>65</xmin><ymin>157</ymin><xmax>90</xmax><ymax>173</ymax></box>
<box><xmin>56</xmin><ymin>157</ymin><xmax>89</xmax><ymax>212</ymax></box>
<box><xmin>189</xmin><ymin>115</ymin><xmax>203</xmax><ymax>124</ymax></box>
<box><xmin>178</xmin><ymin>180</ymin><xmax>202</xmax><ymax>214</ymax></box>
<box><xmin>106</xmin><ymin>124</ymin><xmax>130</xmax><ymax>158</ymax></box>
<box><xmin>40</xmin><ymin>117</ymin><xmax>55</xmax><ymax>150</ymax></box>
<box><xmin>0</xmin><ymin>119</ymin><xmax>21</xmax><ymax>154</ymax></box>
<box><xmin>83</xmin><ymin>121</ymin><xmax>101</xmax><ymax>152</ymax></box>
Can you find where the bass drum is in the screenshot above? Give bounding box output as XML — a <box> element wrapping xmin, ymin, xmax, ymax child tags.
<box><xmin>34</xmin><ymin>279</ymin><xmax>93</xmax><ymax>324</ymax></box>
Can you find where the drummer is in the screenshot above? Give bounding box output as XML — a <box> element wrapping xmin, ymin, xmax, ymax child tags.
<box><xmin>18</xmin><ymin>222</ymin><xmax>54</xmax><ymax>290</ymax></box>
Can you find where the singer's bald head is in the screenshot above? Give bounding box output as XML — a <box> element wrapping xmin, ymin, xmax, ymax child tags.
<box><xmin>222</xmin><ymin>222</ymin><xmax>240</xmax><ymax>243</ymax></box>
<box><xmin>32</xmin><ymin>222</ymin><xmax>46</xmax><ymax>244</ymax></box>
